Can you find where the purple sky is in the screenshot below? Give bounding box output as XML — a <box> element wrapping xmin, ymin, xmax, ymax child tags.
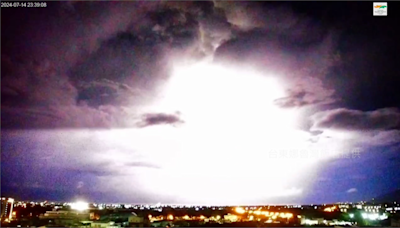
<box><xmin>1</xmin><ymin>1</ymin><xmax>400</xmax><ymax>205</ymax></box>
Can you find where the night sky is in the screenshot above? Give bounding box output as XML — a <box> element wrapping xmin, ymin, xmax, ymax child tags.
<box><xmin>2</xmin><ymin>1</ymin><xmax>400</xmax><ymax>205</ymax></box>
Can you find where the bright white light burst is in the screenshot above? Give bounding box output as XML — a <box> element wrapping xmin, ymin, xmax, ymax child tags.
<box><xmin>23</xmin><ymin>62</ymin><xmax>355</xmax><ymax>205</ymax></box>
<box><xmin>71</xmin><ymin>201</ymin><xmax>89</xmax><ymax>211</ymax></box>
<box><xmin>134</xmin><ymin>62</ymin><xmax>324</xmax><ymax>204</ymax></box>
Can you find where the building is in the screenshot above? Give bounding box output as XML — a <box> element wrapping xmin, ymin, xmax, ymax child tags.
<box><xmin>300</xmin><ymin>217</ymin><xmax>353</xmax><ymax>226</ymax></box>
<box><xmin>391</xmin><ymin>217</ymin><xmax>400</xmax><ymax>227</ymax></box>
<box><xmin>79</xmin><ymin>221</ymin><xmax>120</xmax><ymax>228</ymax></box>
<box><xmin>77</xmin><ymin>211</ymin><xmax>147</xmax><ymax>228</ymax></box>
<box><xmin>300</xmin><ymin>217</ymin><xmax>323</xmax><ymax>226</ymax></box>
<box><xmin>128</xmin><ymin>213</ymin><xmax>150</xmax><ymax>227</ymax></box>
<box><xmin>1</xmin><ymin>197</ymin><xmax>14</xmax><ymax>221</ymax></box>
<box><xmin>39</xmin><ymin>210</ymin><xmax>90</xmax><ymax>227</ymax></box>
<box><xmin>151</xmin><ymin>220</ymin><xmax>173</xmax><ymax>227</ymax></box>
<box><xmin>224</xmin><ymin>214</ymin><xmax>239</xmax><ymax>223</ymax></box>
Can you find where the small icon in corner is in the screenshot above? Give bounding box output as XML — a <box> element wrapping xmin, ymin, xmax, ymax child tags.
<box><xmin>373</xmin><ymin>2</ymin><xmax>388</xmax><ymax>16</ymax></box>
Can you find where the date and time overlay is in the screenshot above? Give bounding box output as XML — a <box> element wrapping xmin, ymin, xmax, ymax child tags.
<box><xmin>2</xmin><ymin>2</ymin><xmax>47</xmax><ymax>8</ymax></box>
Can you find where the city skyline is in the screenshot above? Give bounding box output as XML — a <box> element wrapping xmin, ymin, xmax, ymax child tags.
<box><xmin>2</xmin><ymin>196</ymin><xmax>399</xmax><ymax>227</ymax></box>
<box><xmin>2</xmin><ymin>1</ymin><xmax>400</xmax><ymax>205</ymax></box>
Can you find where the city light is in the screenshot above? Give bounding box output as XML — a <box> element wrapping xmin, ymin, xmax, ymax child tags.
<box><xmin>2</xmin><ymin>198</ymin><xmax>394</xmax><ymax>227</ymax></box>
<box><xmin>380</xmin><ymin>214</ymin><xmax>389</xmax><ymax>220</ymax></box>
<box><xmin>304</xmin><ymin>219</ymin><xmax>318</xmax><ymax>225</ymax></box>
<box><xmin>235</xmin><ymin>207</ymin><xmax>246</xmax><ymax>214</ymax></box>
<box><xmin>359</xmin><ymin>212</ymin><xmax>388</xmax><ymax>221</ymax></box>
<box><xmin>367</xmin><ymin>213</ymin><xmax>379</xmax><ymax>220</ymax></box>
<box><xmin>285</xmin><ymin>213</ymin><xmax>293</xmax><ymax>218</ymax></box>
<box><xmin>71</xmin><ymin>201</ymin><xmax>89</xmax><ymax>211</ymax></box>
<box><xmin>324</xmin><ymin>206</ymin><xmax>337</xmax><ymax>212</ymax></box>
<box><xmin>362</xmin><ymin>213</ymin><xmax>368</xmax><ymax>219</ymax></box>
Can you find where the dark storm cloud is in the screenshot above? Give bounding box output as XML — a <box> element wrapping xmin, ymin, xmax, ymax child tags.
<box><xmin>77</xmin><ymin>78</ymin><xmax>138</xmax><ymax>107</ymax></box>
<box><xmin>2</xmin><ymin>1</ymin><xmax>341</xmax><ymax>129</ymax></box>
<box><xmin>214</xmin><ymin>31</ymin><xmax>338</xmax><ymax>109</ymax></box>
<box><xmin>69</xmin><ymin>3</ymin><xmax>208</xmax><ymax>97</ymax></box>
<box><xmin>213</xmin><ymin>3</ymin><xmax>341</xmax><ymax>109</ymax></box>
<box><xmin>311</xmin><ymin>108</ymin><xmax>400</xmax><ymax>131</ymax></box>
<box><xmin>1</xmin><ymin>103</ymin><xmax>137</xmax><ymax>129</ymax></box>
<box><xmin>215</xmin><ymin>2</ymin><xmax>331</xmax><ymax>46</ymax></box>
<box><xmin>146</xmin><ymin>8</ymin><xmax>200</xmax><ymax>49</ymax></box>
<box><xmin>274</xmin><ymin>90</ymin><xmax>309</xmax><ymax>108</ymax></box>
<box><xmin>1</xmin><ymin>1</ymin><xmax>160</xmax><ymax>66</ymax></box>
<box><xmin>1</xmin><ymin>1</ymin><xmax>157</xmax><ymax>130</ymax></box>
<box><xmin>1</xmin><ymin>2</ymin><xmax>224</xmax><ymax>129</ymax></box>
<box><xmin>274</xmin><ymin>89</ymin><xmax>335</xmax><ymax>108</ymax></box>
<box><xmin>138</xmin><ymin>113</ymin><xmax>184</xmax><ymax>128</ymax></box>
<box><xmin>69</xmin><ymin>29</ymin><xmax>171</xmax><ymax>108</ymax></box>
<box><xmin>1</xmin><ymin>57</ymin><xmax>77</xmax><ymax>107</ymax></box>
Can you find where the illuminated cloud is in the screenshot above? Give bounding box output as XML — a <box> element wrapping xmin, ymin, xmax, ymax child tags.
<box><xmin>347</xmin><ymin>188</ymin><xmax>357</xmax><ymax>193</ymax></box>
<box><xmin>311</xmin><ymin>108</ymin><xmax>400</xmax><ymax>131</ymax></box>
<box><xmin>310</xmin><ymin>108</ymin><xmax>400</xmax><ymax>150</ymax></box>
<box><xmin>138</xmin><ymin>112</ymin><xmax>184</xmax><ymax>128</ymax></box>
<box><xmin>77</xmin><ymin>181</ymin><xmax>84</xmax><ymax>189</ymax></box>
